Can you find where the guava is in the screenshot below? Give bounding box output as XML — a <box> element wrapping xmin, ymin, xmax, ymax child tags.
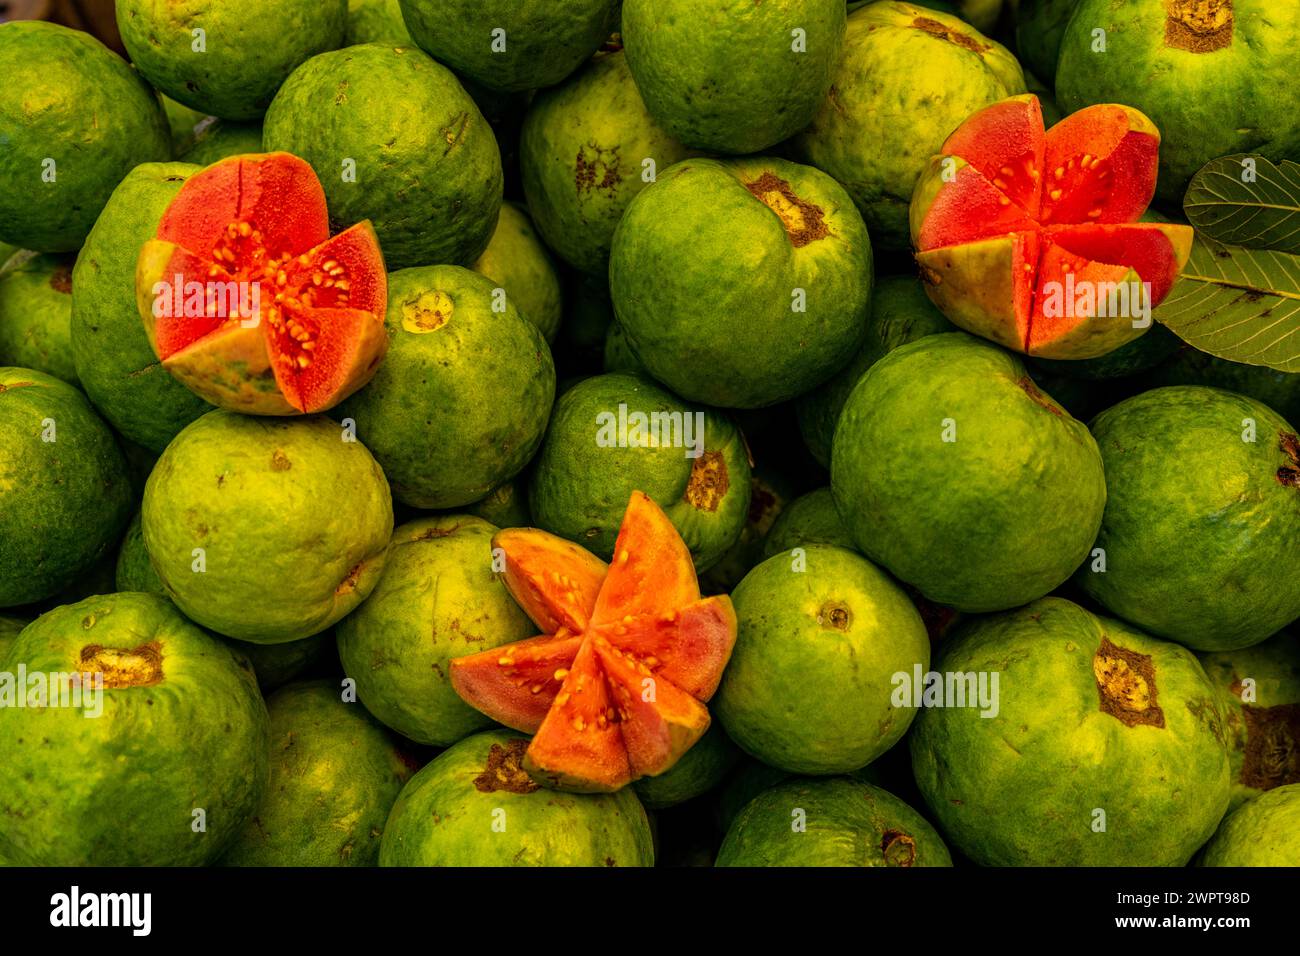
<box><xmin>609</xmin><ymin>157</ymin><xmax>873</xmax><ymax>408</ymax></box>
<box><xmin>1014</xmin><ymin>0</ymin><xmax>1078</xmax><ymax>84</ymax></box>
<box><xmin>142</xmin><ymin>410</ymin><xmax>393</xmax><ymax>642</ymax></box>
<box><xmin>0</xmin><ymin>21</ymin><xmax>171</xmax><ymax>252</ymax></box>
<box><xmin>71</xmin><ymin>163</ymin><xmax>211</xmax><ymax>452</ymax></box>
<box><xmin>462</xmin><ymin>479</ymin><xmax>531</xmax><ymax>529</ymax></box>
<box><xmin>339</xmin><ymin>266</ymin><xmax>554</xmax><ymax>509</ymax></box>
<box><xmin>1079</xmin><ymin>386</ymin><xmax>1300</xmax><ymax>652</ymax></box>
<box><xmin>911</xmin><ymin>597</ymin><xmax>1230</xmax><ymax>865</ymax></box>
<box><xmin>762</xmin><ymin>487</ymin><xmax>855</xmax><ymax>558</ymax></box>
<box><xmin>399</xmin><ymin>0</ymin><xmax>618</xmax><ymax>92</ymax></box>
<box><xmin>337</xmin><ymin>515</ymin><xmax>536</xmax><ymax>746</ymax></box>
<box><xmin>0</xmin><ymin>252</ymin><xmax>77</xmax><ymax>385</ymax></box>
<box><xmin>716</xmin><ymin>545</ymin><xmax>928</xmax><ymax>774</ymax></box>
<box><xmin>379</xmin><ymin>730</ymin><xmax>654</xmax><ymax>866</ymax></box>
<box><xmin>0</xmin><ymin>593</ymin><xmax>269</xmax><ymax>865</ymax></box>
<box><xmin>528</xmin><ymin>372</ymin><xmax>751</xmax><ymax>571</ymax></box>
<box><xmin>0</xmin><ymin>370</ymin><xmax>133</xmax><ymax>608</ymax></box>
<box><xmin>632</xmin><ymin>725</ymin><xmax>742</xmax><ymax>810</ymax></box>
<box><xmin>520</xmin><ymin>46</ymin><xmax>695</xmax><ymax>276</ymax></box>
<box><xmin>178</xmin><ymin>119</ymin><xmax>265</xmax><ymax>166</ymax></box>
<box><xmin>1056</xmin><ymin>0</ymin><xmax>1300</xmax><ymax>205</ymax></box>
<box><xmin>1198</xmin><ymin>784</ymin><xmax>1300</xmax><ymax>867</ymax></box>
<box><xmin>470</xmin><ymin>202</ymin><xmax>562</xmax><ymax>343</ymax></box>
<box><xmin>832</xmin><ymin>332</ymin><xmax>1106</xmax><ymax>612</ymax></box>
<box><xmin>220</xmin><ymin>680</ymin><xmax>414</xmax><ymax>866</ymax></box>
<box><xmin>621</xmin><ymin>0</ymin><xmax>844</xmax><ymax>155</ymax></box>
<box><xmin>117</xmin><ymin>0</ymin><xmax>347</xmax><ymax>121</ymax></box>
<box><xmin>796</xmin><ymin>275</ymin><xmax>955</xmax><ymax>467</ymax></box>
<box><xmin>263</xmin><ymin>44</ymin><xmax>503</xmax><ymax>270</ymax></box>
<box><xmin>790</xmin><ymin>2</ymin><xmax>1024</xmax><ymax>250</ymax></box>
<box><xmin>1145</xmin><ymin>347</ymin><xmax>1300</xmax><ymax>427</ymax></box>
<box><xmin>699</xmin><ymin>471</ymin><xmax>793</xmax><ymax>595</ymax></box>
<box><xmin>115</xmin><ymin>510</ymin><xmax>163</xmax><ymax>595</ymax></box>
<box><xmin>160</xmin><ymin>94</ymin><xmax>209</xmax><ymax>155</ymax></box>
<box><xmin>716</xmin><ymin>778</ymin><xmax>952</xmax><ymax>867</ymax></box>
<box><xmin>603</xmin><ymin>322</ymin><xmax>647</xmax><ymax>376</ymax></box>
<box><xmin>347</xmin><ymin>0</ymin><xmax>412</xmax><ymax>45</ymax></box>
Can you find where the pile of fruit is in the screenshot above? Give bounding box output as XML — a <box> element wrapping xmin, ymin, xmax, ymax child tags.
<box><xmin>2</xmin><ymin>0</ymin><xmax>1299</xmax><ymax>868</ymax></box>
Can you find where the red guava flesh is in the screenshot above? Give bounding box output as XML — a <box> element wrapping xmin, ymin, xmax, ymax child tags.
<box><xmin>136</xmin><ymin>152</ymin><xmax>388</xmax><ymax>414</ymax></box>
<box><xmin>910</xmin><ymin>95</ymin><xmax>1194</xmax><ymax>360</ymax></box>
<box><xmin>449</xmin><ymin>491</ymin><xmax>738</xmax><ymax>792</ymax></box>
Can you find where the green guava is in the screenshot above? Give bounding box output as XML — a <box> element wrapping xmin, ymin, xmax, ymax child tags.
<box><xmin>1198</xmin><ymin>631</ymin><xmax>1300</xmax><ymax>812</ymax></box>
<box><xmin>1079</xmin><ymin>386</ymin><xmax>1300</xmax><ymax>652</ymax></box>
<box><xmin>609</xmin><ymin>156</ymin><xmax>873</xmax><ymax>408</ymax></box>
<box><xmin>528</xmin><ymin>372</ymin><xmax>752</xmax><ymax>571</ymax></box>
<box><xmin>699</xmin><ymin>471</ymin><xmax>793</xmax><ymax>595</ymax></box>
<box><xmin>1056</xmin><ymin>0</ymin><xmax>1300</xmax><ymax>205</ymax></box>
<box><xmin>911</xmin><ymin>598</ymin><xmax>1230</xmax><ymax>866</ymax></box>
<box><xmin>520</xmin><ymin>47</ymin><xmax>695</xmax><ymax>277</ymax></box>
<box><xmin>462</xmin><ymin>479</ymin><xmax>531</xmax><ymax>529</ymax></box>
<box><xmin>716</xmin><ymin>777</ymin><xmax>952</xmax><ymax>867</ymax></box>
<box><xmin>177</xmin><ymin>119</ymin><xmax>265</xmax><ymax>166</ymax></box>
<box><xmin>622</xmin><ymin>0</ymin><xmax>846</xmax><ymax>154</ymax></box>
<box><xmin>339</xmin><ymin>266</ymin><xmax>555</xmax><ymax>509</ymax></box>
<box><xmin>790</xmin><ymin>1</ymin><xmax>1025</xmax><ymax>250</ymax></box>
<box><xmin>0</xmin><ymin>593</ymin><xmax>269</xmax><ymax>865</ymax></box>
<box><xmin>71</xmin><ymin>162</ymin><xmax>211</xmax><ymax>453</ymax></box>
<box><xmin>1198</xmin><ymin>784</ymin><xmax>1300</xmax><ymax>867</ymax></box>
<box><xmin>379</xmin><ymin>729</ymin><xmax>655</xmax><ymax>866</ymax></box>
<box><xmin>115</xmin><ymin>510</ymin><xmax>163</xmax><ymax>595</ymax></box>
<box><xmin>117</xmin><ymin>0</ymin><xmax>347</xmax><ymax>121</ymax></box>
<box><xmin>347</xmin><ymin>0</ymin><xmax>413</xmax><ymax>45</ymax></box>
<box><xmin>142</xmin><ymin>411</ymin><xmax>393</xmax><ymax>642</ymax></box>
<box><xmin>831</xmin><ymin>332</ymin><xmax>1106</xmax><ymax>613</ymax></box>
<box><xmin>1145</xmin><ymin>347</ymin><xmax>1300</xmax><ymax>428</ymax></box>
<box><xmin>0</xmin><ymin>369</ymin><xmax>132</xmax><ymax>608</ymax></box>
<box><xmin>762</xmin><ymin>487</ymin><xmax>855</xmax><ymax>558</ymax></box>
<box><xmin>263</xmin><ymin>44</ymin><xmax>503</xmax><ymax>269</ymax></box>
<box><xmin>796</xmin><ymin>274</ymin><xmax>955</xmax><ymax>467</ymax></box>
<box><xmin>399</xmin><ymin>0</ymin><xmax>618</xmax><ymax>92</ymax></box>
<box><xmin>220</xmin><ymin>680</ymin><xmax>414</xmax><ymax>866</ymax></box>
<box><xmin>633</xmin><ymin>724</ymin><xmax>743</xmax><ymax>810</ymax></box>
<box><xmin>0</xmin><ymin>252</ymin><xmax>77</xmax><ymax>385</ymax></box>
<box><xmin>1014</xmin><ymin>0</ymin><xmax>1078</xmax><ymax>84</ymax></box>
<box><xmin>603</xmin><ymin>321</ymin><xmax>647</xmax><ymax>376</ymax></box>
<box><xmin>337</xmin><ymin>515</ymin><xmax>535</xmax><ymax>746</ymax></box>
<box><xmin>0</xmin><ymin>21</ymin><xmax>171</xmax><ymax>252</ymax></box>
<box><xmin>160</xmin><ymin>94</ymin><xmax>209</xmax><ymax>155</ymax></box>
<box><xmin>470</xmin><ymin>202</ymin><xmax>562</xmax><ymax>343</ymax></box>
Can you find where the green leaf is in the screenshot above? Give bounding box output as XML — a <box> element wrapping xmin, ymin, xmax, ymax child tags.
<box><xmin>1183</xmin><ymin>154</ymin><xmax>1300</xmax><ymax>253</ymax></box>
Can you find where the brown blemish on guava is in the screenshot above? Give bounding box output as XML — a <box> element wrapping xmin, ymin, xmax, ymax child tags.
<box><xmin>401</xmin><ymin>290</ymin><xmax>453</xmax><ymax>333</ymax></box>
<box><xmin>49</xmin><ymin>266</ymin><xmax>72</xmax><ymax>294</ymax></box>
<box><xmin>78</xmin><ymin>642</ymin><xmax>164</xmax><ymax>689</ymax></box>
<box><xmin>575</xmin><ymin>142</ymin><xmax>622</xmax><ymax>195</ymax></box>
<box><xmin>1240</xmin><ymin>703</ymin><xmax>1300</xmax><ymax>790</ymax></box>
<box><xmin>911</xmin><ymin>17</ymin><xmax>989</xmax><ymax>54</ymax></box>
<box><xmin>1164</xmin><ymin>0</ymin><xmax>1233</xmax><ymax>53</ymax></box>
<box><xmin>1275</xmin><ymin>432</ymin><xmax>1300</xmax><ymax>487</ymax></box>
<box><xmin>441</xmin><ymin>112</ymin><xmax>469</xmax><ymax>155</ymax></box>
<box><xmin>414</xmin><ymin>523</ymin><xmax>462</xmax><ymax>541</ymax></box>
<box><xmin>818</xmin><ymin>600</ymin><xmax>852</xmax><ymax>632</ymax></box>
<box><xmin>881</xmin><ymin>829</ymin><xmax>917</xmax><ymax>867</ymax></box>
<box><xmin>1093</xmin><ymin>637</ymin><xmax>1164</xmax><ymax>728</ymax></box>
<box><xmin>1017</xmin><ymin>376</ymin><xmax>1063</xmax><ymax>417</ymax></box>
<box><xmin>0</xmin><ymin>381</ymin><xmax>38</xmax><ymax>392</ymax></box>
<box><xmin>916</xmin><ymin>260</ymin><xmax>942</xmax><ymax>288</ymax></box>
<box><xmin>335</xmin><ymin>562</ymin><xmax>363</xmax><ymax>595</ymax></box>
<box><xmin>270</xmin><ymin>449</ymin><xmax>292</xmax><ymax>471</ymax></box>
<box><xmin>743</xmin><ymin>172</ymin><xmax>829</xmax><ymax>248</ymax></box>
<box><xmin>684</xmin><ymin>450</ymin><xmax>728</xmax><ymax>512</ymax></box>
<box><xmin>473</xmin><ymin>739</ymin><xmax>541</xmax><ymax>794</ymax></box>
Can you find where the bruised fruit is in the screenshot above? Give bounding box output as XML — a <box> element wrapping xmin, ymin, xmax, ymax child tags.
<box><xmin>0</xmin><ymin>253</ymin><xmax>78</xmax><ymax>385</ymax></box>
<box><xmin>911</xmin><ymin>94</ymin><xmax>1193</xmax><ymax>360</ymax></box>
<box><xmin>451</xmin><ymin>492</ymin><xmax>738</xmax><ymax>792</ymax></box>
<box><xmin>136</xmin><ymin>152</ymin><xmax>388</xmax><ymax>416</ymax></box>
<box><xmin>1198</xmin><ymin>784</ymin><xmax>1300</xmax><ymax>867</ymax></box>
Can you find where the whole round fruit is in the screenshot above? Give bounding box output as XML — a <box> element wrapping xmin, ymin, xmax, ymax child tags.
<box><xmin>470</xmin><ymin>202</ymin><xmax>563</xmax><ymax>342</ymax></box>
<box><xmin>622</xmin><ymin>0</ymin><xmax>845</xmax><ymax>154</ymax></box>
<box><xmin>609</xmin><ymin>156</ymin><xmax>872</xmax><ymax>408</ymax></box>
<box><xmin>1079</xmin><ymin>386</ymin><xmax>1300</xmax><ymax>652</ymax></box>
<box><xmin>346</xmin><ymin>0</ymin><xmax>412</xmax><ymax>45</ymax></box>
<box><xmin>0</xmin><ymin>253</ymin><xmax>77</xmax><ymax>385</ymax></box>
<box><xmin>0</xmin><ymin>593</ymin><xmax>269</xmax><ymax>866</ymax></box>
<box><xmin>1146</xmin><ymin>347</ymin><xmax>1300</xmax><ymax>427</ymax></box>
<box><xmin>717</xmin><ymin>546</ymin><xmax>929</xmax><ymax>774</ymax></box>
<box><xmin>762</xmin><ymin>487</ymin><xmax>855</xmax><ymax>558</ymax></box>
<box><xmin>632</xmin><ymin>724</ymin><xmax>742</xmax><ymax>809</ymax></box>
<box><xmin>831</xmin><ymin>332</ymin><xmax>1106</xmax><ymax>613</ymax></box>
<box><xmin>115</xmin><ymin>510</ymin><xmax>163</xmax><ymax>594</ymax></box>
<box><xmin>1014</xmin><ymin>0</ymin><xmax>1078</xmax><ymax>85</ymax></box>
<box><xmin>0</xmin><ymin>21</ymin><xmax>170</xmax><ymax>252</ymax></box>
<box><xmin>379</xmin><ymin>730</ymin><xmax>655</xmax><ymax>866</ymax></box>
<box><xmin>1198</xmin><ymin>784</ymin><xmax>1300</xmax><ymax>867</ymax></box>
<box><xmin>911</xmin><ymin>598</ymin><xmax>1230</xmax><ymax>866</ymax></box>
<box><xmin>0</xmin><ymin>369</ymin><xmax>132</xmax><ymax>607</ymax></box>
<box><xmin>142</xmin><ymin>411</ymin><xmax>393</xmax><ymax>642</ymax></box>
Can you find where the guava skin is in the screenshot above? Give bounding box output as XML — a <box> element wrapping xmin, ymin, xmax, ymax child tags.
<box><xmin>527</xmin><ymin>372</ymin><xmax>752</xmax><ymax>572</ymax></box>
<box><xmin>716</xmin><ymin>777</ymin><xmax>952</xmax><ymax>867</ymax></box>
<box><xmin>717</xmin><ymin>546</ymin><xmax>929</xmax><ymax>775</ymax></box>
<box><xmin>1145</xmin><ymin>347</ymin><xmax>1300</xmax><ymax>428</ymax></box>
<box><xmin>1198</xmin><ymin>784</ymin><xmax>1300</xmax><ymax>867</ymax></box>
<box><xmin>339</xmin><ymin>266</ymin><xmax>555</xmax><ymax>510</ymax></box>
<box><xmin>337</xmin><ymin>515</ymin><xmax>536</xmax><ymax>747</ymax></box>
<box><xmin>1014</xmin><ymin>0</ymin><xmax>1078</xmax><ymax>84</ymax></box>
<box><xmin>609</xmin><ymin>156</ymin><xmax>873</xmax><ymax>409</ymax></box>
<box><xmin>911</xmin><ymin>598</ymin><xmax>1231</xmax><ymax>866</ymax></box>
<box><xmin>263</xmin><ymin>44</ymin><xmax>504</xmax><ymax>270</ymax></box>
<box><xmin>603</xmin><ymin>321</ymin><xmax>647</xmax><ymax>376</ymax></box>
<box><xmin>116</xmin><ymin>0</ymin><xmax>347</xmax><ymax>122</ymax></box>
<box><xmin>0</xmin><ymin>253</ymin><xmax>78</xmax><ymax>385</ymax></box>
<box><xmin>831</xmin><ymin>333</ymin><xmax>1106</xmax><ymax>613</ymax></box>
<box><xmin>633</xmin><ymin>724</ymin><xmax>743</xmax><ymax>810</ymax></box>
<box><xmin>762</xmin><ymin>487</ymin><xmax>855</xmax><ymax>558</ymax></box>
<box><xmin>71</xmin><ymin>163</ymin><xmax>211</xmax><ymax>453</ymax></box>
<box><xmin>1079</xmin><ymin>386</ymin><xmax>1300</xmax><ymax>652</ymax></box>
<box><xmin>379</xmin><ymin>730</ymin><xmax>655</xmax><ymax>866</ymax></box>
<box><xmin>622</xmin><ymin>0</ymin><xmax>845</xmax><ymax>154</ymax></box>
<box><xmin>115</xmin><ymin>510</ymin><xmax>164</xmax><ymax>595</ymax></box>
<box><xmin>0</xmin><ymin>22</ymin><xmax>171</xmax><ymax>253</ymax></box>
<box><xmin>177</xmin><ymin>120</ymin><xmax>265</xmax><ymax>167</ymax></box>
<box><xmin>520</xmin><ymin>49</ymin><xmax>695</xmax><ymax>277</ymax></box>
<box><xmin>791</xmin><ymin>2</ymin><xmax>1024</xmax><ymax>250</ymax></box>
<box><xmin>462</xmin><ymin>479</ymin><xmax>531</xmax><ymax>529</ymax></box>
<box><xmin>470</xmin><ymin>202</ymin><xmax>563</xmax><ymax>343</ymax></box>
<box><xmin>0</xmin><ymin>593</ymin><xmax>270</xmax><ymax>866</ymax></box>
<box><xmin>142</xmin><ymin>411</ymin><xmax>393</xmax><ymax>643</ymax></box>
<box><xmin>0</xmin><ymin>615</ymin><xmax>24</xmax><ymax>664</ymax></box>
<box><xmin>1056</xmin><ymin>0</ymin><xmax>1300</xmax><ymax>205</ymax></box>
<box><xmin>0</xmin><ymin>369</ymin><xmax>133</xmax><ymax>608</ymax></box>
<box><xmin>399</xmin><ymin>0</ymin><xmax>618</xmax><ymax>93</ymax></box>
<box><xmin>346</xmin><ymin>0</ymin><xmax>412</xmax><ymax>45</ymax></box>
<box><xmin>219</xmin><ymin>681</ymin><xmax>413</xmax><ymax>866</ymax></box>
<box><xmin>160</xmin><ymin>94</ymin><xmax>210</xmax><ymax>155</ymax></box>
